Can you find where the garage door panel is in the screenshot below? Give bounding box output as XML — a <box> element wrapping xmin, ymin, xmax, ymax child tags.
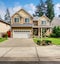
<box><xmin>13</xmin><ymin>30</ymin><xmax>31</xmax><ymax>38</ymax></box>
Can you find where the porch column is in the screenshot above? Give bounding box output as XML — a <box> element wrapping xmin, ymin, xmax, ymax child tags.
<box><xmin>50</xmin><ymin>28</ymin><xmax>52</xmax><ymax>33</ymax></box>
<box><xmin>38</xmin><ymin>28</ymin><xmax>40</xmax><ymax>37</ymax></box>
<box><xmin>41</xmin><ymin>27</ymin><xmax>42</xmax><ymax>41</ymax></box>
<box><xmin>31</xmin><ymin>28</ymin><xmax>33</xmax><ymax>38</ymax></box>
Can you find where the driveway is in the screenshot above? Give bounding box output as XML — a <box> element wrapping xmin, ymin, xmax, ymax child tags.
<box><xmin>0</xmin><ymin>39</ymin><xmax>60</xmax><ymax>64</ymax></box>
<box><xmin>0</xmin><ymin>38</ymin><xmax>35</xmax><ymax>47</ymax></box>
<box><xmin>0</xmin><ymin>46</ymin><xmax>60</xmax><ymax>64</ymax></box>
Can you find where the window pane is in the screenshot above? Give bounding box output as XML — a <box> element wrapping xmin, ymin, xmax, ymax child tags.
<box><xmin>25</xmin><ymin>18</ymin><xmax>29</xmax><ymax>23</ymax></box>
<box><xmin>15</xmin><ymin>18</ymin><xmax>19</xmax><ymax>22</ymax></box>
<box><xmin>42</xmin><ymin>21</ymin><xmax>46</xmax><ymax>25</ymax></box>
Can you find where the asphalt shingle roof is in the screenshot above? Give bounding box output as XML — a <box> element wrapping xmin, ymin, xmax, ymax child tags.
<box><xmin>11</xmin><ymin>23</ymin><xmax>33</xmax><ymax>27</ymax></box>
<box><xmin>51</xmin><ymin>17</ymin><xmax>60</xmax><ymax>27</ymax></box>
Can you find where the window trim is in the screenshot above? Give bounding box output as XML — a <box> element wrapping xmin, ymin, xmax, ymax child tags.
<box><xmin>25</xmin><ymin>18</ymin><xmax>30</xmax><ymax>23</ymax></box>
<box><xmin>41</xmin><ymin>21</ymin><xmax>46</xmax><ymax>25</ymax></box>
<box><xmin>14</xmin><ymin>17</ymin><xmax>19</xmax><ymax>23</ymax></box>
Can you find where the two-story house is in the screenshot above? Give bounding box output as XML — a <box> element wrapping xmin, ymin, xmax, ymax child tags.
<box><xmin>11</xmin><ymin>9</ymin><xmax>52</xmax><ymax>38</ymax></box>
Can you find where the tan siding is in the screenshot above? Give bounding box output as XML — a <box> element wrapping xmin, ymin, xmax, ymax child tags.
<box><xmin>38</xmin><ymin>16</ymin><xmax>50</xmax><ymax>26</ymax></box>
<box><xmin>0</xmin><ymin>22</ymin><xmax>11</xmax><ymax>33</ymax></box>
<box><xmin>11</xmin><ymin>9</ymin><xmax>33</xmax><ymax>24</ymax></box>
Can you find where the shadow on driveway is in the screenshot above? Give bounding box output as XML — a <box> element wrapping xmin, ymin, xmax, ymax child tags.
<box><xmin>0</xmin><ymin>61</ymin><xmax>60</xmax><ymax>64</ymax></box>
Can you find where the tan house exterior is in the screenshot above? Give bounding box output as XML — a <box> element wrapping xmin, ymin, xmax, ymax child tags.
<box><xmin>11</xmin><ymin>9</ymin><xmax>52</xmax><ymax>38</ymax></box>
<box><xmin>0</xmin><ymin>19</ymin><xmax>11</xmax><ymax>37</ymax></box>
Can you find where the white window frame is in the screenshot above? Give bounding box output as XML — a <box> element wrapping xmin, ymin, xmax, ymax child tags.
<box><xmin>25</xmin><ymin>18</ymin><xmax>30</xmax><ymax>23</ymax></box>
<box><xmin>14</xmin><ymin>17</ymin><xmax>19</xmax><ymax>22</ymax></box>
<box><xmin>41</xmin><ymin>21</ymin><xmax>46</xmax><ymax>25</ymax></box>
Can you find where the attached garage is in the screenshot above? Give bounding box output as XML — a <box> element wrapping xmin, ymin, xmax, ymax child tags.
<box><xmin>13</xmin><ymin>30</ymin><xmax>31</xmax><ymax>38</ymax></box>
<box><xmin>11</xmin><ymin>23</ymin><xmax>33</xmax><ymax>38</ymax></box>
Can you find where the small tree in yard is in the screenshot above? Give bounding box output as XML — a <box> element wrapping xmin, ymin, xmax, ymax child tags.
<box><xmin>50</xmin><ymin>26</ymin><xmax>60</xmax><ymax>38</ymax></box>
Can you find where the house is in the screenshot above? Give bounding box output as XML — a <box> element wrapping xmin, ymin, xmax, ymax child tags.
<box><xmin>0</xmin><ymin>19</ymin><xmax>11</xmax><ymax>37</ymax></box>
<box><xmin>11</xmin><ymin>9</ymin><xmax>52</xmax><ymax>38</ymax></box>
<box><xmin>51</xmin><ymin>17</ymin><xmax>60</xmax><ymax>28</ymax></box>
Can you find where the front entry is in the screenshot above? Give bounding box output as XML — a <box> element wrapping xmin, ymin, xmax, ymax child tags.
<box><xmin>33</xmin><ymin>28</ymin><xmax>38</xmax><ymax>36</ymax></box>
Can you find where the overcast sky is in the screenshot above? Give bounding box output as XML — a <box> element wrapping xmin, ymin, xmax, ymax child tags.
<box><xmin>0</xmin><ymin>0</ymin><xmax>60</xmax><ymax>19</ymax></box>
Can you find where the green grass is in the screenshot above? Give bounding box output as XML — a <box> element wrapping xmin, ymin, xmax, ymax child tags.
<box><xmin>0</xmin><ymin>38</ymin><xmax>7</xmax><ymax>42</ymax></box>
<box><xmin>33</xmin><ymin>37</ymin><xmax>60</xmax><ymax>45</ymax></box>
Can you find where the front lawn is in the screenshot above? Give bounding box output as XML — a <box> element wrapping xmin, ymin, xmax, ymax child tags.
<box><xmin>33</xmin><ymin>38</ymin><xmax>60</xmax><ymax>45</ymax></box>
<box><xmin>0</xmin><ymin>38</ymin><xmax>7</xmax><ymax>42</ymax></box>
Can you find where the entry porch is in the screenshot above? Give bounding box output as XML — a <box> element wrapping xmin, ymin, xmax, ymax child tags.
<box><xmin>33</xmin><ymin>27</ymin><xmax>52</xmax><ymax>37</ymax></box>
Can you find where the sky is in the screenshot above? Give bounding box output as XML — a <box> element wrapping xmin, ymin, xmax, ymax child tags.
<box><xmin>0</xmin><ymin>0</ymin><xmax>60</xmax><ymax>19</ymax></box>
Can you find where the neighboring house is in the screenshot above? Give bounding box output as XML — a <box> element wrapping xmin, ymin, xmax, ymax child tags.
<box><xmin>11</xmin><ymin>9</ymin><xmax>52</xmax><ymax>38</ymax></box>
<box><xmin>51</xmin><ymin>17</ymin><xmax>60</xmax><ymax>28</ymax></box>
<box><xmin>0</xmin><ymin>19</ymin><xmax>11</xmax><ymax>37</ymax></box>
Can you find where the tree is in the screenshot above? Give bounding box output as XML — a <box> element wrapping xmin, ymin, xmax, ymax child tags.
<box><xmin>34</xmin><ymin>0</ymin><xmax>44</xmax><ymax>17</ymax></box>
<box><xmin>4</xmin><ymin>8</ymin><xmax>11</xmax><ymax>23</ymax></box>
<box><xmin>50</xmin><ymin>26</ymin><xmax>60</xmax><ymax>38</ymax></box>
<box><xmin>46</xmin><ymin>0</ymin><xmax>54</xmax><ymax>21</ymax></box>
<box><xmin>0</xmin><ymin>15</ymin><xmax>2</xmax><ymax>20</ymax></box>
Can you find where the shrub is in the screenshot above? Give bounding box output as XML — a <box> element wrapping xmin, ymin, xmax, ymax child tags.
<box><xmin>41</xmin><ymin>40</ymin><xmax>46</xmax><ymax>45</ymax></box>
<box><xmin>7</xmin><ymin>31</ymin><xmax>11</xmax><ymax>37</ymax></box>
<box><xmin>2</xmin><ymin>33</ymin><xmax>8</xmax><ymax>39</ymax></box>
<box><xmin>45</xmin><ymin>40</ymin><xmax>52</xmax><ymax>45</ymax></box>
<box><xmin>5</xmin><ymin>34</ymin><xmax>8</xmax><ymax>39</ymax></box>
<box><xmin>37</xmin><ymin>40</ymin><xmax>41</xmax><ymax>45</ymax></box>
<box><xmin>50</xmin><ymin>26</ymin><xmax>60</xmax><ymax>38</ymax></box>
<box><xmin>41</xmin><ymin>40</ymin><xmax>52</xmax><ymax>46</ymax></box>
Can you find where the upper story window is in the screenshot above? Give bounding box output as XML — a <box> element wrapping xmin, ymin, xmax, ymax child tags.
<box><xmin>41</xmin><ymin>21</ymin><xmax>46</xmax><ymax>25</ymax></box>
<box><xmin>25</xmin><ymin>18</ymin><xmax>30</xmax><ymax>23</ymax></box>
<box><xmin>14</xmin><ymin>18</ymin><xmax>19</xmax><ymax>22</ymax></box>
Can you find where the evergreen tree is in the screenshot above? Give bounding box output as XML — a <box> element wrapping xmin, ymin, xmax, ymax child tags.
<box><xmin>46</xmin><ymin>0</ymin><xmax>54</xmax><ymax>21</ymax></box>
<box><xmin>0</xmin><ymin>15</ymin><xmax>2</xmax><ymax>20</ymax></box>
<box><xmin>50</xmin><ymin>26</ymin><xmax>60</xmax><ymax>38</ymax></box>
<box><xmin>4</xmin><ymin>8</ymin><xmax>11</xmax><ymax>23</ymax></box>
<box><xmin>34</xmin><ymin>0</ymin><xmax>44</xmax><ymax>17</ymax></box>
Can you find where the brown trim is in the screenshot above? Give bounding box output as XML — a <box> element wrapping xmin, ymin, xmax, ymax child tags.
<box><xmin>0</xmin><ymin>20</ymin><xmax>10</xmax><ymax>25</ymax></box>
<box><xmin>12</xmin><ymin>26</ymin><xmax>32</xmax><ymax>28</ymax></box>
<box><xmin>12</xmin><ymin>27</ymin><xmax>32</xmax><ymax>29</ymax></box>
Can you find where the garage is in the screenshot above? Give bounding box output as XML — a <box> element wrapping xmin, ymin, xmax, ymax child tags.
<box><xmin>13</xmin><ymin>30</ymin><xmax>31</xmax><ymax>38</ymax></box>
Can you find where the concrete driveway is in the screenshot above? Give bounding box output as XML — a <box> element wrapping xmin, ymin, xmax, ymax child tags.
<box><xmin>0</xmin><ymin>39</ymin><xmax>60</xmax><ymax>64</ymax></box>
<box><xmin>0</xmin><ymin>46</ymin><xmax>60</xmax><ymax>64</ymax></box>
<box><xmin>0</xmin><ymin>38</ymin><xmax>35</xmax><ymax>47</ymax></box>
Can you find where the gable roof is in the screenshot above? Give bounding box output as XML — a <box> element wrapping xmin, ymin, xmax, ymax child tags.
<box><xmin>39</xmin><ymin>15</ymin><xmax>50</xmax><ymax>21</ymax></box>
<box><xmin>33</xmin><ymin>16</ymin><xmax>39</xmax><ymax>21</ymax></box>
<box><xmin>51</xmin><ymin>17</ymin><xmax>60</xmax><ymax>27</ymax></box>
<box><xmin>12</xmin><ymin>8</ymin><xmax>33</xmax><ymax>18</ymax></box>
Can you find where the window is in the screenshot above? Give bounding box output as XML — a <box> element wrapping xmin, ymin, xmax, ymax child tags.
<box><xmin>14</xmin><ymin>18</ymin><xmax>19</xmax><ymax>22</ymax></box>
<box><xmin>25</xmin><ymin>18</ymin><xmax>29</xmax><ymax>23</ymax></box>
<box><xmin>41</xmin><ymin>21</ymin><xmax>46</xmax><ymax>25</ymax></box>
